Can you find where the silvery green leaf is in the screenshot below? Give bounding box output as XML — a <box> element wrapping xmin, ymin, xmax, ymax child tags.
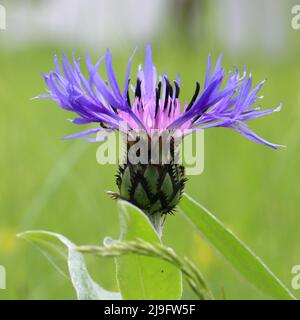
<box><xmin>18</xmin><ymin>230</ymin><xmax>121</xmax><ymax>300</ymax></box>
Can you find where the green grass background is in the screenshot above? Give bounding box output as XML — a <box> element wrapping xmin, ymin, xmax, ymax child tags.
<box><xmin>1</xmin><ymin>10</ymin><xmax>300</xmax><ymax>299</ymax></box>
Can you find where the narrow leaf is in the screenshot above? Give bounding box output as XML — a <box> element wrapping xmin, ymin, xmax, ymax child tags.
<box><xmin>179</xmin><ymin>193</ymin><xmax>295</xmax><ymax>300</ymax></box>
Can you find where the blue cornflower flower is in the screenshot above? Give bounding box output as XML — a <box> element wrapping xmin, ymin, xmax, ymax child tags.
<box><xmin>38</xmin><ymin>44</ymin><xmax>282</xmax><ymax>222</ymax></box>
<box><xmin>39</xmin><ymin>44</ymin><xmax>281</xmax><ymax>148</ymax></box>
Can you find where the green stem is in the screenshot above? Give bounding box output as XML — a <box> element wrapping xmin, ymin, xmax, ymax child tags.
<box><xmin>148</xmin><ymin>212</ymin><xmax>164</xmax><ymax>237</ymax></box>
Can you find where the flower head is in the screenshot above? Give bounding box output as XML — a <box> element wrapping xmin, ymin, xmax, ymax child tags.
<box><xmin>38</xmin><ymin>45</ymin><xmax>283</xmax><ymax>225</ymax></box>
<box><xmin>39</xmin><ymin>44</ymin><xmax>281</xmax><ymax>148</ymax></box>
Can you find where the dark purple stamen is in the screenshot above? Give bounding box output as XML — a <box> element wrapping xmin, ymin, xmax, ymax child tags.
<box><xmin>155</xmin><ymin>88</ymin><xmax>160</xmax><ymax>117</ymax></box>
<box><xmin>163</xmin><ymin>79</ymin><xmax>170</xmax><ymax>111</ymax></box>
<box><xmin>126</xmin><ymin>79</ymin><xmax>131</xmax><ymax>107</ymax></box>
<box><xmin>135</xmin><ymin>78</ymin><xmax>141</xmax><ymax>99</ymax></box>
<box><xmin>165</xmin><ymin>77</ymin><xmax>173</xmax><ymax>98</ymax></box>
<box><xmin>174</xmin><ymin>81</ymin><xmax>180</xmax><ymax>99</ymax></box>
<box><xmin>185</xmin><ymin>81</ymin><xmax>200</xmax><ymax>112</ymax></box>
<box><xmin>154</xmin><ymin>82</ymin><xmax>162</xmax><ymax>118</ymax></box>
<box><xmin>157</xmin><ymin>81</ymin><xmax>162</xmax><ymax>98</ymax></box>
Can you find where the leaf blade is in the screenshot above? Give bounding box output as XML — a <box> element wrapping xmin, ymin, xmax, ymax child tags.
<box><xmin>116</xmin><ymin>201</ymin><xmax>182</xmax><ymax>300</ymax></box>
<box><xmin>179</xmin><ymin>193</ymin><xmax>295</xmax><ymax>300</ymax></box>
<box><xmin>18</xmin><ymin>230</ymin><xmax>121</xmax><ymax>300</ymax></box>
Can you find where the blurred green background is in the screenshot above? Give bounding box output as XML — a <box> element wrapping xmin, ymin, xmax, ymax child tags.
<box><xmin>1</xmin><ymin>0</ymin><xmax>300</xmax><ymax>300</ymax></box>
